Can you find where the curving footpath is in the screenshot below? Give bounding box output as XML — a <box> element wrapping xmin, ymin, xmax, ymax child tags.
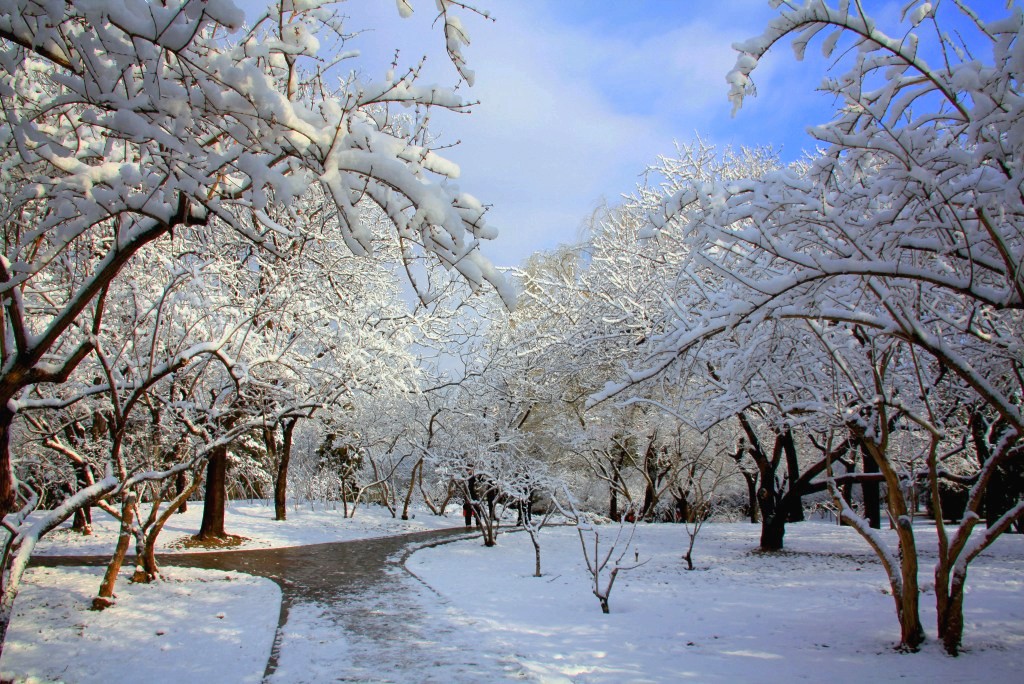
<box><xmin>38</xmin><ymin>528</ymin><xmax>521</xmax><ymax>683</ymax></box>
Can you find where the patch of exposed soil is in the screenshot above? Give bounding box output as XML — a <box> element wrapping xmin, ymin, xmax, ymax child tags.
<box><xmin>170</xmin><ymin>534</ymin><xmax>249</xmax><ymax>550</ymax></box>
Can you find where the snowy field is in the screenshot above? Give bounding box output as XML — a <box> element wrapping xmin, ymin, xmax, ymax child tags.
<box><xmin>29</xmin><ymin>498</ymin><xmax>457</xmax><ymax>556</ymax></box>
<box><xmin>2</xmin><ymin>502</ymin><xmax>1023</xmax><ymax>683</ymax></box>
<box><xmin>410</xmin><ymin>523</ymin><xmax>1024</xmax><ymax>682</ymax></box>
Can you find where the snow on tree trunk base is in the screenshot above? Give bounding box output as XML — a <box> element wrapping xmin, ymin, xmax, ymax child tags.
<box><xmin>91</xmin><ymin>596</ymin><xmax>116</xmax><ymax>611</ymax></box>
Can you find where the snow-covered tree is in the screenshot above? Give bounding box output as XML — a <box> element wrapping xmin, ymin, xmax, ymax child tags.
<box><xmin>0</xmin><ymin>0</ymin><xmax>508</xmax><ymax>652</ymax></box>
<box><xmin>0</xmin><ymin>0</ymin><xmax>508</xmax><ymax>513</ymax></box>
<box><xmin>595</xmin><ymin>0</ymin><xmax>1023</xmax><ymax>654</ymax></box>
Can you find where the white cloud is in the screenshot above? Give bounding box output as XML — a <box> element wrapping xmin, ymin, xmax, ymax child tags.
<box><xmin>232</xmin><ymin>1</ymin><xmax>843</xmax><ymax>268</ymax></box>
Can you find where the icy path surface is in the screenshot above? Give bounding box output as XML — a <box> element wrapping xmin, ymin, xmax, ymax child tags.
<box><xmin>163</xmin><ymin>529</ymin><xmax>523</xmax><ymax>683</ymax></box>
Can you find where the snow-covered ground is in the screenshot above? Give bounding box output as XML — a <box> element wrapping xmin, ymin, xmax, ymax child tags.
<box><xmin>3</xmin><ymin>502</ymin><xmax>1022</xmax><ymax>683</ymax></box>
<box><xmin>2</xmin><ymin>565</ymin><xmax>278</xmax><ymax>684</ymax></box>
<box><xmin>411</xmin><ymin>522</ymin><xmax>1024</xmax><ymax>682</ymax></box>
<box><xmin>30</xmin><ymin>498</ymin><xmax>458</xmax><ymax>556</ymax></box>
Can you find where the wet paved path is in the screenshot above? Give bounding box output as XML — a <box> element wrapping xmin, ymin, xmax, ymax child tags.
<box><xmin>37</xmin><ymin>529</ymin><xmax>521</xmax><ymax>683</ymax></box>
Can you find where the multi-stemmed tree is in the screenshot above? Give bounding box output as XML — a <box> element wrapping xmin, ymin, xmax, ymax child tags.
<box><xmin>0</xmin><ymin>0</ymin><xmax>509</xmax><ymax>652</ymax></box>
<box><xmin>593</xmin><ymin>0</ymin><xmax>1023</xmax><ymax>654</ymax></box>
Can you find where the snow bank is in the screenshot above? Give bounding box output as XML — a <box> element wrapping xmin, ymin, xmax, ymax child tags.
<box><xmin>0</xmin><ymin>566</ymin><xmax>279</xmax><ymax>684</ymax></box>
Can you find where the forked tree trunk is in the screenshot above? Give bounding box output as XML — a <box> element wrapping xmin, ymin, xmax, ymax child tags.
<box><xmin>71</xmin><ymin>507</ymin><xmax>92</xmax><ymax>534</ymax></box>
<box><xmin>466</xmin><ymin>478</ymin><xmax>499</xmax><ymax>547</ymax></box>
<box><xmin>781</xmin><ymin>430</ymin><xmax>804</xmax><ymax>522</ymax></box>
<box><xmin>932</xmin><ymin>425</ymin><xmax>1024</xmax><ymax>656</ymax></box>
<box><xmin>136</xmin><ymin>472</ymin><xmax>203</xmax><ymax>582</ymax></box>
<box><xmin>737</xmin><ymin>414</ymin><xmax>787</xmax><ymax>551</ymax></box>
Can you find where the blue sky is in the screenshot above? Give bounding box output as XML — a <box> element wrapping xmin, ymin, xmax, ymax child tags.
<box><xmin>340</xmin><ymin>0</ymin><xmax>833</xmax><ymax>268</ymax></box>
<box><xmin>237</xmin><ymin>1</ymin><xmax>989</xmax><ymax>268</ymax></box>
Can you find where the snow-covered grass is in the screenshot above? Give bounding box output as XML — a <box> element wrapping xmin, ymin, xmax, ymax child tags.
<box><xmin>31</xmin><ymin>498</ymin><xmax>460</xmax><ymax>556</ymax></box>
<box><xmin>3</xmin><ymin>500</ymin><xmax>462</xmax><ymax>683</ymax></box>
<box><xmin>3</xmin><ymin>503</ymin><xmax>1023</xmax><ymax>683</ymax></box>
<box><xmin>410</xmin><ymin>521</ymin><xmax>1024</xmax><ymax>682</ymax></box>
<box><xmin>0</xmin><ymin>566</ymin><xmax>278</xmax><ymax>684</ymax></box>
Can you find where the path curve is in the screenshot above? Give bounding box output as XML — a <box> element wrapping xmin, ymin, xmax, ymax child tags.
<box><xmin>37</xmin><ymin>528</ymin><xmax>521</xmax><ymax>683</ymax></box>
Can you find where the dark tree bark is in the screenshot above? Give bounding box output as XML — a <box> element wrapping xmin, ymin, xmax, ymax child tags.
<box><xmin>639</xmin><ymin>436</ymin><xmax>667</xmax><ymax>521</ymax></box>
<box><xmin>861</xmin><ymin>443</ymin><xmax>882</xmax><ymax>529</ymax></box>
<box><xmin>196</xmin><ymin>443</ymin><xmax>229</xmax><ymax>540</ymax></box>
<box><xmin>729</xmin><ymin>440</ymin><xmax>760</xmax><ymax>523</ymax></box>
<box><xmin>972</xmin><ymin>409</ymin><xmax>1024</xmax><ymax>532</ymax></box>
<box><xmin>742</xmin><ymin>471</ymin><xmax>759</xmax><ymax>523</ymax></box>
<box><xmin>70</xmin><ymin>462</ymin><xmax>95</xmax><ymax>534</ymax></box>
<box><xmin>606</xmin><ymin>441</ymin><xmax>629</xmax><ymax>522</ymax></box>
<box><xmin>274</xmin><ymin>418</ymin><xmax>296</xmax><ymax>521</ymax></box>
<box><xmin>608</xmin><ymin>485</ymin><xmax>620</xmax><ymax>523</ymax></box>
<box><xmin>736</xmin><ymin>413</ymin><xmax>785</xmax><ymax>551</ymax></box>
<box><xmin>0</xmin><ymin>407</ymin><xmax>16</xmax><ymax>519</ymax></box>
<box><xmin>737</xmin><ymin>417</ymin><xmax>819</xmax><ymax>550</ymax></box>
<box><xmin>175</xmin><ymin>470</ymin><xmax>188</xmax><ymax>513</ymax></box>
<box><xmin>402</xmin><ymin>457</ymin><xmax>423</xmax><ymax>520</ymax></box>
<box><xmin>781</xmin><ymin>430</ymin><xmax>804</xmax><ymax>522</ymax></box>
<box><xmin>759</xmin><ymin>507</ymin><xmax>785</xmax><ymax>550</ymax></box>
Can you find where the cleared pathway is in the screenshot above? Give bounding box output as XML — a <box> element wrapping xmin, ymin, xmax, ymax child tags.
<box><xmin>40</xmin><ymin>529</ymin><xmax>525</xmax><ymax>683</ymax></box>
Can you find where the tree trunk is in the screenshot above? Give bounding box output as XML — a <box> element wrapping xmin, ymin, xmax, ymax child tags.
<box><xmin>196</xmin><ymin>445</ymin><xmax>229</xmax><ymax>540</ymax></box>
<box><xmin>175</xmin><ymin>470</ymin><xmax>188</xmax><ymax>513</ymax></box>
<box><xmin>757</xmin><ymin>471</ymin><xmax>782</xmax><ymax>551</ymax></box>
<box><xmin>640</xmin><ymin>439</ymin><xmax>660</xmax><ymax>520</ymax></box>
<box><xmin>138</xmin><ymin>472</ymin><xmax>203</xmax><ymax>582</ymax></box>
<box><xmin>641</xmin><ymin>482</ymin><xmax>656</xmax><ymax>521</ymax></box>
<box><xmin>402</xmin><ymin>457</ymin><xmax>422</xmax><ymax>521</ymax></box>
<box><xmin>94</xmin><ymin>492</ymin><xmax>138</xmax><ymax>609</ymax></box>
<box><xmin>862</xmin><ymin>443</ymin><xmax>882</xmax><ymax>529</ymax></box>
<box><xmin>759</xmin><ymin>515</ymin><xmax>785</xmax><ymax>551</ymax></box>
<box><xmin>466</xmin><ymin>477</ymin><xmax>498</xmax><ymax>547</ymax></box>
<box><xmin>737</xmin><ymin>414</ymin><xmax>785</xmax><ymax>549</ymax></box>
<box><xmin>742</xmin><ymin>471</ymin><xmax>759</xmax><ymax>523</ymax></box>
<box><xmin>782</xmin><ymin>430</ymin><xmax>804</xmax><ymax>522</ymax></box>
<box><xmin>940</xmin><ymin>572</ymin><xmax>967</xmax><ymax>656</ymax></box>
<box><xmin>858</xmin><ymin>434</ymin><xmax>924</xmax><ymax>651</ymax></box>
<box><xmin>70</xmin><ymin>463</ymin><xmax>94</xmax><ymax>533</ymax></box>
<box><xmin>527</xmin><ymin>527</ymin><xmax>542</xmax><ymax>577</ymax></box>
<box><xmin>0</xmin><ymin>407</ymin><xmax>16</xmax><ymax>520</ymax></box>
<box><xmin>72</xmin><ymin>506</ymin><xmax>93</xmax><ymax>535</ymax></box>
<box><xmin>895</xmin><ymin>535</ymin><xmax>925</xmax><ymax>651</ymax></box>
<box><xmin>274</xmin><ymin>418</ymin><xmax>296</xmax><ymax>521</ymax></box>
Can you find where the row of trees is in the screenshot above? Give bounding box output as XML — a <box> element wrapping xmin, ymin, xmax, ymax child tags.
<box><xmin>1</xmin><ymin>0</ymin><xmax>1020</xmax><ymax>664</ymax></box>
<box><xmin>389</xmin><ymin>0</ymin><xmax>1023</xmax><ymax>658</ymax></box>
<box><xmin>0</xmin><ymin>0</ymin><xmax>513</xmax><ymax>653</ymax></box>
<box><xmin>578</xmin><ymin>0</ymin><xmax>1024</xmax><ymax>655</ymax></box>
